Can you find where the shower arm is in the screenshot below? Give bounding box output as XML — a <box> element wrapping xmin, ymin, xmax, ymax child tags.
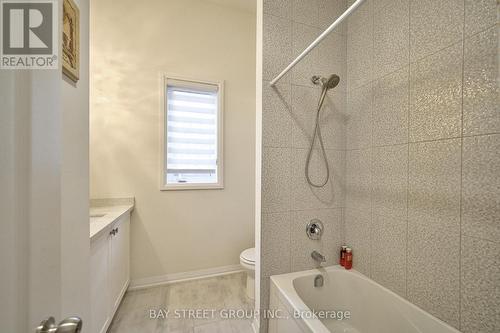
<box><xmin>269</xmin><ymin>0</ymin><xmax>366</xmax><ymax>86</ymax></box>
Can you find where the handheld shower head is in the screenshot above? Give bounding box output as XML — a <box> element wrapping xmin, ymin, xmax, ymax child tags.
<box><xmin>305</xmin><ymin>74</ymin><xmax>341</xmax><ymax>188</ymax></box>
<box><xmin>311</xmin><ymin>74</ymin><xmax>341</xmax><ymax>90</ymax></box>
<box><xmin>324</xmin><ymin>74</ymin><xmax>340</xmax><ymax>90</ymax></box>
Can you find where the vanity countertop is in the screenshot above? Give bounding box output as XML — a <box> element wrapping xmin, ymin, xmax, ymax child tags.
<box><xmin>90</xmin><ymin>198</ymin><xmax>134</xmax><ymax>240</ymax></box>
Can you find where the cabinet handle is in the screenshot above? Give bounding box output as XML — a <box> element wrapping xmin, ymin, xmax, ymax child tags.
<box><xmin>110</xmin><ymin>229</ymin><xmax>115</xmax><ymax>236</ymax></box>
<box><xmin>115</xmin><ymin>227</ymin><xmax>119</xmax><ymax>234</ymax></box>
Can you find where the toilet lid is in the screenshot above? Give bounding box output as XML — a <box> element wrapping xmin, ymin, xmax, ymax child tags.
<box><xmin>240</xmin><ymin>248</ymin><xmax>255</xmax><ymax>263</ymax></box>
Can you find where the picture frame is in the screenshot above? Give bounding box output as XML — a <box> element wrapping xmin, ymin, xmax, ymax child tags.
<box><xmin>62</xmin><ymin>0</ymin><xmax>79</xmax><ymax>82</ymax></box>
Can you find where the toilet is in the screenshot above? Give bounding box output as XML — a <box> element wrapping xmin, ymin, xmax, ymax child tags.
<box><xmin>239</xmin><ymin>247</ymin><xmax>255</xmax><ymax>300</ymax></box>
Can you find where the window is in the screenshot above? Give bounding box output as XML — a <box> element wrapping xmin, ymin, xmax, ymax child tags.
<box><xmin>161</xmin><ymin>76</ymin><xmax>223</xmax><ymax>190</ymax></box>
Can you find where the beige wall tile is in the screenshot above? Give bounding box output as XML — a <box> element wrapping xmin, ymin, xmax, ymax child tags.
<box><xmin>463</xmin><ymin>26</ymin><xmax>500</xmax><ymax>136</ymax></box>
<box><xmin>372</xmin><ymin>66</ymin><xmax>409</xmax><ymax>146</ymax></box>
<box><xmin>291</xmin><ymin>85</ymin><xmax>321</xmax><ymax>148</ymax></box>
<box><xmin>263</xmin><ymin>14</ymin><xmax>292</xmax><ymax>82</ymax></box>
<box><xmin>262</xmin><ymin>212</ymin><xmax>292</xmax><ymax>277</ymax></box>
<box><xmin>292</xmin><ymin>0</ymin><xmax>319</xmax><ymax>27</ymax></box>
<box><xmin>346</xmin><ymin>84</ymin><xmax>372</xmax><ymax>149</ymax></box>
<box><xmin>461</xmin><ymin>236</ymin><xmax>500</xmax><ymax>333</ymax></box>
<box><xmin>262</xmin><ymin>148</ymin><xmax>291</xmax><ymax>213</ymax></box>
<box><xmin>409</xmin><ymin>43</ymin><xmax>462</xmax><ymax>142</ymax></box>
<box><xmin>410</xmin><ymin>0</ymin><xmax>464</xmax><ymax>62</ymax></box>
<box><xmin>371</xmin><ymin>214</ymin><xmax>407</xmax><ymax>297</ymax></box>
<box><xmin>371</xmin><ymin>144</ymin><xmax>408</xmax><ymax>218</ymax></box>
<box><xmin>262</xmin><ymin>82</ymin><xmax>292</xmax><ymax>148</ymax></box>
<box><xmin>465</xmin><ymin>0</ymin><xmax>498</xmax><ymax>37</ymax></box>
<box><xmin>462</xmin><ymin>134</ymin><xmax>500</xmax><ymax>242</ymax></box>
<box><xmin>264</xmin><ymin>0</ymin><xmax>292</xmax><ymax>19</ymax></box>
<box><xmin>344</xmin><ymin>208</ymin><xmax>372</xmax><ymax>276</ymax></box>
<box><xmin>407</xmin><ymin>139</ymin><xmax>461</xmax><ymax>328</ymax></box>
<box><xmin>373</xmin><ymin>0</ymin><xmax>409</xmax><ymax>79</ymax></box>
<box><xmin>346</xmin><ymin>148</ymin><xmax>372</xmax><ymax>212</ymax></box>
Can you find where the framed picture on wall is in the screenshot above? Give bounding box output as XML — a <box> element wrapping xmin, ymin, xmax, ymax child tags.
<box><xmin>63</xmin><ymin>0</ymin><xmax>79</xmax><ymax>82</ymax></box>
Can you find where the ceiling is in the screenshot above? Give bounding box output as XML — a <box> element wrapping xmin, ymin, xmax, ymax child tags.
<box><xmin>205</xmin><ymin>0</ymin><xmax>256</xmax><ymax>13</ymax></box>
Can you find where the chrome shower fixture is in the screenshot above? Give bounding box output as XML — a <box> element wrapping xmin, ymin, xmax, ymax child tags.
<box><xmin>311</xmin><ymin>74</ymin><xmax>340</xmax><ymax>90</ymax></box>
<box><xmin>305</xmin><ymin>74</ymin><xmax>341</xmax><ymax>188</ymax></box>
<box><xmin>311</xmin><ymin>75</ymin><xmax>323</xmax><ymax>85</ymax></box>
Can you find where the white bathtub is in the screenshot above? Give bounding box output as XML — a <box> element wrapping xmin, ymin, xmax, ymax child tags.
<box><xmin>269</xmin><ymin>265</ymin><xmax>461</xmax><ymax>333</ymax></box>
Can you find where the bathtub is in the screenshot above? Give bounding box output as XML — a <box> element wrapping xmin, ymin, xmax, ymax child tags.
<box><xmin>269</xmin><ymin>265</ymin><xmax>461</xmax><ymax>333</ymax></box>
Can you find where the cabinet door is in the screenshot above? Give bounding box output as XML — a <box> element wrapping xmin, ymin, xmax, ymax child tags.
<box><xmin>90</xmin><ymin>231</ymin><xmax>110</xmax><ymax>333</ymax></box>
<box><xmin>110</xmin><ymin>214</ymin><xmax>130</xmax><ymax>313</ymax></box>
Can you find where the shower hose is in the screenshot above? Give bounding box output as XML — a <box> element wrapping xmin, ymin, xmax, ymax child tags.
<box><xmin>305</xmin><ymin>88</ymin><xmax>330</xmax><ymax>188</ymax></box>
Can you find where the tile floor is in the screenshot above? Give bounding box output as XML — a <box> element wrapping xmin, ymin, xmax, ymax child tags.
<box><xmin>108</xmin><ymin>272</ymin><xmax>254</xmax><ymax>333</ymax></box>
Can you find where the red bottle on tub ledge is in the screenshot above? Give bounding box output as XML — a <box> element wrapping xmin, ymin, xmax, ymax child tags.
<box><xmin>340</xmin><ymin>245</ymin><xmax>347</xmax><ymax>266</ymax></box>
<box><xmin>345</xmin><ymin>247</ymin><xmax>353</xmax><ymax>270</ymax></box>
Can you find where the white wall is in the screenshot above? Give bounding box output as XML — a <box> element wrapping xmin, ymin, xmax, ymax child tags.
<box><xmin>90</xmin><ymin>0</ymin><xmax>256</xmax><ymax>281</ymax></box>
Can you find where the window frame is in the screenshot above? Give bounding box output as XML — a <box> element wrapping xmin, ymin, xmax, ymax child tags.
<box><xmin>160</xmin><ymin>74</ymin><xmax>224</xmax><ymax>191</ymax></box>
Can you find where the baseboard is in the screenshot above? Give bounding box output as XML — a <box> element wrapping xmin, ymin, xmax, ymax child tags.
<box><xmin>128</xmin><ymin>264</ymin><xmax>243</xmax><ymax>290</ymax></box>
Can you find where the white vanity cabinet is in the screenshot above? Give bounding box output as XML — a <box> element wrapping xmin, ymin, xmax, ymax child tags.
<box><xmin>90</xmin><ymin>212</ymin><xmax>130</xmax><ymax>333</ymax></box>
<box><xmin>90</xmin><ymin>228</ymin><xmax>110</xmax><ymax>333</ymax></box>
<box><xmin>110</xmin><ymin>214</ymin><xmax>130</xmax><ymax>311</ymax></box>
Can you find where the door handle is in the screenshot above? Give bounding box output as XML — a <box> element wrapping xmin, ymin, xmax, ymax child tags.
<box><xmin>36</xmin><ymin>316</ymin><xmax>82</xmax><ymax>333</ymax></box>
<box><xmin>55</xmin><ymin>317</ymin><xmax>82</xmax><ymax>333</ymax></box>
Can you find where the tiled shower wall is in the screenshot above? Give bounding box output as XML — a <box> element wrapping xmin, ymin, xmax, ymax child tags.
<box><xmin>344</xmin><ymin>0</ymin><xmax>499</xmax><ymax>332</ymax></box>
<box><xmin>260</xmin><ymin>0</ymin><xmax>348</xmax><ymax>331</ymax></box>
<box><xmin>261</xmin><ymin>0</ymin><xmax>498</xmax><ymax>332</ymax></box>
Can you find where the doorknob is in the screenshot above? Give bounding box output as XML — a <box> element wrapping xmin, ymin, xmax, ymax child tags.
<box><xmin>35</xmin><ymin>317</ymin><xmax>56</xmax><ymax>333</ymax></box>
<box><xmin>56</xmin><ymin>317</ymin><xmax>82</xmax><ymax>333</ymax></box>
<box><xmin>36</xmin><ymin>316</ymin><xmax>82</xmax><ymax>333</ymax></box>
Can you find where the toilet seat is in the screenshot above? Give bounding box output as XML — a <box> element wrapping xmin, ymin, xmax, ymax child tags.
<box><xmin>240</xmin><ymin>248</ymin><xmax>255</xmax><ymax>266</ymax></box>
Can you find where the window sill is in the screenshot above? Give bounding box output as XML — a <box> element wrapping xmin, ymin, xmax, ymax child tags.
<box><xmin>160</xmin><ymin>183</ymin><xmax>224</xmax><ymax>191</ymax></box>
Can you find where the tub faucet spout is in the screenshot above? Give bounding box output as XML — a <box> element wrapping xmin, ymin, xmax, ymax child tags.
<box><xmin>314</xmin><ymin>274</ymin><xmax>324</xmax><ymax>287</ymax></box>
<box><xmin>311</xmin><ymin>250</ymin><xmax>326</xmax><ymax>264</ymax></box>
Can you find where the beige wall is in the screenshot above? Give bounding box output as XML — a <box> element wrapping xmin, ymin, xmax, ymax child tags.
<box><xmin>90</xmin><ymin>0</ymin><xmax>256</xmax><ymax>281</ymax></box>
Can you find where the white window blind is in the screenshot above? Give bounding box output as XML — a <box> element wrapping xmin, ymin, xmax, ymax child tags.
<box><xmin>165</xmin><ymin>79</ymin><xmax>221</xmax><ymax>187</ymax></box>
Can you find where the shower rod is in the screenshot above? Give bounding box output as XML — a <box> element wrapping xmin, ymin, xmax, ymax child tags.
<box><xmin>269</xmin><ymin>0</ymin><xmax>366</xmax><ymax>86</ymax></box>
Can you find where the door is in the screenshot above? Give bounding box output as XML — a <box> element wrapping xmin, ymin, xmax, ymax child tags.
<box><xmin>0</xmin><ymin>0</ymin><xmax>90</xmax><ymax>329</ymax></box>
